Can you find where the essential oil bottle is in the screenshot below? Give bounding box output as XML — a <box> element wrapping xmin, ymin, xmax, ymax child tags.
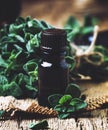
<box><xmin>38</xmin><ymin>28</ymin><xmax>69</xmax><ymax>107</ymax></box>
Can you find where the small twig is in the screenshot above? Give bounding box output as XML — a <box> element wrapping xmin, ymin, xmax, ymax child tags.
<box><xmin>84</xmin><ymin>25</ymin><xmax>99</xmax><ymax>55</ymax></box>
<box><xmin>83</xmin><ymin>52</ymin><xmax>104</xmax><ymax>66</ymax></box>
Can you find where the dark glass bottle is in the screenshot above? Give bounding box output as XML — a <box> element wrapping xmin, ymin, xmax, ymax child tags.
<box><xmin>38</xmin><ymin>29</ymin><xmax>69</xmax><ymax>107</ymax></box>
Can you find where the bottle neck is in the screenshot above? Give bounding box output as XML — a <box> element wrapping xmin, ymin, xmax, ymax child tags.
<box><xmin>40</xmin><ymin>45</ymin><xmax>66</xmax><ymax>63</ymax></box>
<box><xmin>41</xmin><ymin>52</ymin><xmax>66</xmax><ymax>63</ymax></box>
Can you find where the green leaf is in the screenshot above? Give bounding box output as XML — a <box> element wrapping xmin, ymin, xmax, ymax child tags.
<box><xmin>70</xmin><ymin>98</ymin><xmax>81</xmax><ymax>105</ymax></box>
<box><xmin>0</xmin><ymin>110</ymin><xmax>5</xmax><ymax>117</ymax></box>
<box><xmin>70</xmin><ymin>98</ymin><xmax>87</xmax><ymax>110</ymax></box>
<box><xmin>9</xmin><ymin>24</ymin><xmax>24</xmax><ymax>34</ymax></box>
<box><xmin>48</xmin><ymin>94</ymin><xmax>63</xmax><ymax>107</ymax></box>
<box><xmin>28</xmin><ymin>120</ymin><xmax>49</xmax><ymax>130</ymax></box>
<box><xmin>14</xmin><ymin>73</ymin><xmax>38</xmax><ymax>98</ymax></box>
<box><xmin>67</xmin><ymin>106</ymin><xmax>75</xmax><ymax>113</ymax></box>
<box><xmin>54</xmin><ymin>105</ymin><xmax>67</xmax><ymax>113</ymax></box>
<box><xmin>59</xmin><ymin>95</ymin><xmax>72</xmax><ymax>105</ymax></box>
<box><xmin>26</xmin><ymin>35</ymin><xmax>39</xmax><ymax>52</ymax></box>
<box><xmin>0</xmin><ymin>75</ymin><xmax>8</xmax><ymax>85</ymax></box>
<box><xmin>25</xmin><ymin>84</ymin><xmax>38</xmax><ymax>98</ymax></box>
<box><xmin>40</xmin><ymin>20</ymin><xmax>54</xmax><ymax>29</ymax></box>
<box><xmin>65</xmin><ymin>56</ymin><xmax>76</xmax><ymax>71</ymax></box>
<box><xmin>83</xmin><ymin>15</ymin><xmax>100</xmax><ymax>27</ymax></box>
<box><xmin>8</xmin><ymin>33</ymin><xmax>25</xmax><ymax>43</ymax></box>
<box><xmin>65</xmin><ymin>83</ymin><xmax>81</xmax><ymax>98</ymax></box>
<box><xmin>0</xmin><ymin>56</ymin><xmax>8</xmax><ymax>68</ymax></box>
<box><xmin>81</xmin><ymin>26</ymin><xmax>94</xmax><ymax>35</ymax></box>
<box><xmin>58</xmin><ymin>113</ymin><xmax>70</xmax><ymax>119</ymax></box>
<box><xmin>54</xmin><ymin>104</ymin><xmax>62</xmax><ymax>112</ymax></box>
<box><xmin>64</xmin><ymin>16</ymin><xmax>80</xmax><ymax>29</ymax></box>
<box><xmin>76</xmin><ymin>101</ymin><xmax>87</xmax><ymax>110</ymax></box>
<box><xmin>23</xmin><ymin>60</ymin><xmax>38</xmax><ymax>73</ymax></box>
<box><xmin>15</xmin><ymin>17</ymin><xmax>25</xmax><ymax>24</ymax></box>
<box><xmin>3</xmin><ymin>81</ymin><xmax>23</xmax><ymax>98</ymax></box>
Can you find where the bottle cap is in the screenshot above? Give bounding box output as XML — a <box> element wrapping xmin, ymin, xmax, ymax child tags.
<box><xmin>41</xmin><ymin>29</ymin><xmax>67</xmax><ymax>53</ymax></box>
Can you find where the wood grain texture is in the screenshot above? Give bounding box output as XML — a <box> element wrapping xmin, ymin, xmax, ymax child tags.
<box><xmin>0</xmin><ymin>117</ymin><xmax>108</xmax><ymax>130</ymax></box>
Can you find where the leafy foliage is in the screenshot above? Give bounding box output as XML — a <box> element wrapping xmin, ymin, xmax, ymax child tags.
<box><xmin>0</xmin><ymin>16</ymin><xmax>54</xmax><ymax>98</ymax></box>
<box><xmin>48</xmin><ymin>94</ymin><xmax>63</xmax><ymax>108</ymax></box>
<box><xmin>48</xmin><ymin>83</ymin><xmax>87</xmax><ymax>119</ymax></box>
<box><xmin>0</xmin><ymin>110</ymin><xmax>5</xmax><ymax>117</ymax></box>
<box><xmin>65</xmin><ymin>83</ymin><xmax>81</xmax><ymax>98</ymax></box>
<box><xmin>64</xmin><ymin>15</ymin><xmax>99</xmax><ymax>42</ymax></box>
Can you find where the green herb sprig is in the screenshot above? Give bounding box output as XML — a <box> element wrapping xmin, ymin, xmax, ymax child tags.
<box><xmin>0</xmin><ymin>16</ymin><xmax>54</xmax><ymax>98</ymax></box>
<box><xmin>48</xmin><ymin>83</ymin><xmax>87</xmax><ymax>119</ymax></box>
<box><xmin>64</xmin><ymin>15</ymin><xmax>99</xmax><ymax>42</ymax></box>
<box><xmin>28</xmin><ymin>120</ymin><xmax>49</xmax><ymax>130</ymax></box>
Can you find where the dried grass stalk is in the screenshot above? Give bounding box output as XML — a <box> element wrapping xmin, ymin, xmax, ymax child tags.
<box><xmin>0</xmin><ymin>96</ymin><xmax>57</xmax><ymax>117</ymax></box>
<box><xmin>0</xmin><ymin>95</ymin><xmax>107</xmax><ymax>118</ymax></box>
<box><xmin>85</xmin><ymin>95</ymin><xmax>108</xmax><ymax>111</ymax></box>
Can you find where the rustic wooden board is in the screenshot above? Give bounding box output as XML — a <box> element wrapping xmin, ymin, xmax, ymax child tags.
<box><xmin>0</xmin><ymin>116</ymin><xmax>108</xmax><ymax>130</ymax></box>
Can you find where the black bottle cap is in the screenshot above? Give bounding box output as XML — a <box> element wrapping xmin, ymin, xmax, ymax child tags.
<box><xmin>41</xmin><ymin>29</ymin><xmax>67</xmax><ymax>53</ymax></box>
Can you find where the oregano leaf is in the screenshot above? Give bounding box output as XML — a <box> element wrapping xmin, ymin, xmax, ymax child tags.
<box><xmin>70</xmin><ymin>98</ymin><xmax>87</xmax><ymax>110</ymax></box>
<box><xmin>28</xmin><ymin>120</ymin><xmax>49</xmax><ymax>130</ymax></box>
<box><xmin>48</xmin><ymin>94</ymin><xmax>63</xmax><ymax>107</ymax></box>
<box><xmin>58</xmin><ymin>113</ymin><xmax>70</xmax><ymax>119</ymax></box>
<box><xmin>0</xmin><ymin>110</ymin><xmax>5</xmax><ymax>117</ymax></box>
<box><xmin>65</xmin><ymin>83</ymin><xmax>81</xmax><ymax>98</ymax></box>
<box><xmin>59</xmin><ymin>95</ymin><xmax>72</xmax><ymax>105</ymax></box>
